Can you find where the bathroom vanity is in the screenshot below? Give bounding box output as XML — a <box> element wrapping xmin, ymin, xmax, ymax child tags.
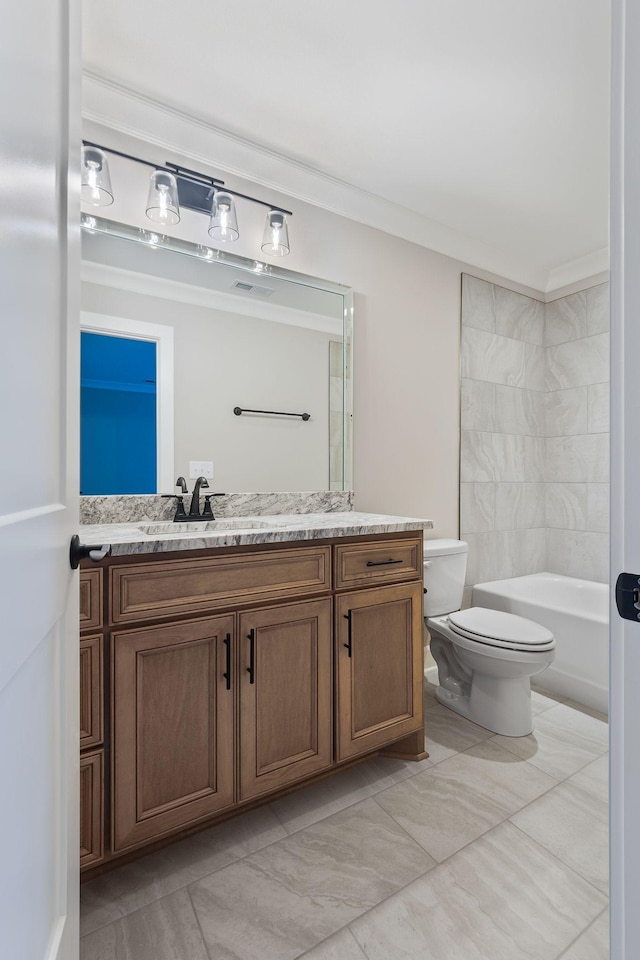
<box><xmin>78</xmin><ymin>512</ymin><xmax>431</xmax><ymax>876</ymax></box>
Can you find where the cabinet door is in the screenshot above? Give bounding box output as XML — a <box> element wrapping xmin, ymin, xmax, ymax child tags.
<box><xmin>80</xmin><ymin>750</ymin><xmax>104</xmax><ymax>869</ymax></box>
<box><xmin>80</xmin><ymin>635</ymin><xmax>103</xmax><ymax>749</ymax></box>
<box><xmin>239</xmin><ymin>599</ymin><xmax>332</xmax><ymax>801</ymax></box>
<box><xmin>112</xmin><ymin>615</ymin><xmax>235</xmax><ymax>851</ymax></box>
<box><xmin>335</xmin><ymin>582</ymin><xmax>424</xmax><ymax>761</ymax></box>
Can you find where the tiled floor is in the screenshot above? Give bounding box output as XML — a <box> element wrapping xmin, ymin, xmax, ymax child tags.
<box><xmin>80</xmin><ymin>680</ymin><xmax>609</xmax><ymax>960</ymax></box>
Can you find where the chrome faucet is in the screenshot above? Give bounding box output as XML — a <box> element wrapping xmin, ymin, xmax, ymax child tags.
<box><xmin>188</xmin><ymin>476</ymin><xmax>210</xmax><ymax>518</ymax></box>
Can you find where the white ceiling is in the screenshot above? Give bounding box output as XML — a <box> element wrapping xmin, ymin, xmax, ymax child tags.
<box><xmin>82</xmin><ymin>0</ymin><xmax>610</xmax><ymax>292</ymax></box>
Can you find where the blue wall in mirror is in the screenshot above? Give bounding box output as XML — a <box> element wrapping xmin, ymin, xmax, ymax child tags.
<box><xmin>81</xmin><ymin>332</ymin><xmax>157</xmax><ymax>494</ymax></box>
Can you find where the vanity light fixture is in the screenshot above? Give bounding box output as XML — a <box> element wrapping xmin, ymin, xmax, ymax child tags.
<box><xmin>208</xmin><ymin>191</ymin><xmax>239</xmax><ymax>242</ymax></box>
<box><xmin>81</xmin><ymin>140</ymin><xmax>293</xmax><ymax>256</ymax></box>
<box><xmin>81</xmin><ymin>145</ymin><xmax>114</xmax><ymax>207</ymax></box>
<box><xmin>261</xmin><ymin>210</ymin><xmax>290</xmax><ymax>257</ymax></box>
<box><xmin>146</xmin><ymin>170</ymin><xmax>180</xmax><ymax>226</ymax></box>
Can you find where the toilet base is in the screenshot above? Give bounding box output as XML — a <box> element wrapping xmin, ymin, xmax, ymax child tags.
<box><xmin>435</xmin><ymin>673</ymin><xmax>533</xmax><ymax>737</ymax></box>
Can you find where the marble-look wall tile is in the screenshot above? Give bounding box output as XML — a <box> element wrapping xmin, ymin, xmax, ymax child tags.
<box><xmin>545</xmin><ymin>291</ymin><xmax>587</xmax><ymax>346</ymax></box>
<box><xmin>545</xmin><ymin>387</ymin><xmax>589</xmax><ymax>437</ymax></box>
<box><xmin>461</xmin><ymin>432</ymin><xmax>544</xmax><ymax>483</ymax></box>
<box><xmin>545</xmin><ymin>333</ymin><xmax>609</xmax><ymax>391</ymax></box>
<box><xmin>460</xmin><ymin>483</ymin><xmax>494</xmax><ymax>534</ymax></box>
<box><xmin>494</xmin><ymin>385</ymin><xmax>544</xmax><ymax>436</ymax></box>
<box><xmin>494</xmin><ymin>483</ymin><xmax>545</xmax><ymax>530</ymax></box>
<box><xmin>461</xmin><ymin>274</ymin><xmax>496</xmax><ymax>333</ymax></box>
<box><xmin>544</xmin><ymin>434</ymin><xmax>609</xmax><ymax>483</ymax></box>
<box><xmin>461</xmin><ymin>378</ymin><xmax>495</xmax><ymax>432</ymax></box>
<box><xmin>587</xmin><ymin>484</ymin><xmax>609</xmax><ymax>533</ymax></box>
<box><xmin>545</xmin><ymin>483</ymin><xmax>588</xmax><ymax>530</ymax></box>
<box><xmin>462</xmin><ymin>328</ymin><xmax>544</xmax><ymax>392</ymax></box>
<box><xmin>587</xmin><ymin>382</ymin><xmax>609</xmax><ymax>434</ymax></box>
<box><xmin>546</xmin><ymin>529</ymin><xmax>609</xmax><ymax>583</ymax></box>
<box><xmin>465</xmin><ymin>529</ymin><xmax>546</xmax><ymax>586</ymax></box>
<box><xmin>586</xmin><ymin>283</ymin><xmax>610</xmax><ymax>336</ymax></box>
<box><xmin>494</xmin><ymin>286</ymin><xmax>545</xmax><ymax>345</ymax></box>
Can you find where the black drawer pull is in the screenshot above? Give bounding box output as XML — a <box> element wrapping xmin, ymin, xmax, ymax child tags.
<box><xmin>247</xmin><ymin>628</ymin><xmax>255</xmax><ymax>684</ymax></box>
<box><xmin>343</xmin><ymin>611</ymin><xmax>352</xmax><ymax>657</ymax></box>
<box><xmin>222</xmin><ymin>633</ymin><xmax>231</xmax><ymax>691</ymax></box>
<box><xmin>366</xmin><ymin>558</ymin><xmax>403</xmax><ymax>567</ymax></box>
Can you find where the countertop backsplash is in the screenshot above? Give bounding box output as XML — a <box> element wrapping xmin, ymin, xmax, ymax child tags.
<box><xmin>79</xmin><ymin>490</ymin><xmax>355</xmax><ymax>525</ymax></box>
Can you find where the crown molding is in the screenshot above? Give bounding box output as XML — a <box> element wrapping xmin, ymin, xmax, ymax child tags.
<box><xmin>545</xmin><ymin>247</ymin><xmax>610</xmax><ymax>294</ymax></box>
<box><xmin>81</xmin><ymin>259</ymin><xmax>343</xmax><ymax>336</ymax></box>
<box><xmin>82</xmin><ymin>70</ymin><xmax>582</xmax><ymax>292</ymax></box>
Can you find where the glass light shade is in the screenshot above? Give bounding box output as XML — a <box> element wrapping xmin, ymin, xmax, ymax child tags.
<box><xmin>81</xmin><ymin>146</ymin><xmax>113</xmax><ymax>206</ymax></box>
<box><xmin>208</xmin><ymin>191</ymin><xmax>239</xmax><ymax>242</ymax></box>
<box><xmin>146</xmin><ymin>170</ymin><xmax>180</xmax><ymax>225</ymax></box>
<box><xmin>261</xmin><ymin>210</ymin><xmax>290</xmax><ymax>257</ymax></box>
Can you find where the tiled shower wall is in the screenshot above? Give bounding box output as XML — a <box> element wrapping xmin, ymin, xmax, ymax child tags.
<box><xmin>544</xmin><ymin>285</ymin><xmax>609</xmax><ymax>582</ymax></box>
<box><xmin>460</xmin><ymin>275</ymin><xmax>609</xmax><ymax>598</ymax></box>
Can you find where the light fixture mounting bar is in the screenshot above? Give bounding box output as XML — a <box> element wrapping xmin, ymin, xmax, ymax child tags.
<box><xmin>81</xmin><ymin>140</ymin><xmax>292</xmax><ymax>217</ymax></box>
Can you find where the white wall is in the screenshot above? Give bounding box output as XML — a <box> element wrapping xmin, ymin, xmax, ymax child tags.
<box><xmin>81</xmin><ymin>281</ymin><xmax>333</xmax><ymax>491</ymax></box>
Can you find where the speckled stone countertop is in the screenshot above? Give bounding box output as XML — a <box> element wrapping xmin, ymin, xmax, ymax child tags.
<box><xmin>80</xmin><ymin>512</ymin><xmax>434</xmax><ymax>557</ymax></box>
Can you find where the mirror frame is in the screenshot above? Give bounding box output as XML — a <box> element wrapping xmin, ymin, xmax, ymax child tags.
<box><xmin>80</xmin><ymin>214</ymin><xmax>354</xmax><ymax>493</ymax></box>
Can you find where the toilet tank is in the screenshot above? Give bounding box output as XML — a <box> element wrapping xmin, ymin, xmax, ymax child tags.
<box><xmin>423</xmin><ymin>539</ymin><xmax>469</xmax><ymax>617</ymax></box>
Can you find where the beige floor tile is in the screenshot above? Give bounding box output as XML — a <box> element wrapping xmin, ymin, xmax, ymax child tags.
<box><xmin>299</xmin><ymin>928</ymin><xmax>368</xmax><ymax>960</ymax></box>
<box><xmin>80</xmin><ymin>804</ymin><xmax>286</xmax><ymax>936</ymax></box>
<box><xmin>510</xmin><ymin>777</ymin><xmax>609</xmax><ymax>894</ymax></box>
<box><xmin>559</xmin><ymin>908</ymin><xmax>609</xmax><ymax>959</ymax></box>
<box><xmin>424</xmin><ymin>701</ymin><xmax>494</xmax><ymax>763</ymax></box>
<box><xmin>490</xmin><ymin>703</ymin><xmax>608</xmax><ymax>780</ymax></box>
<box><xmin>531</xmin><ymin>688</ymin><xmax>566</xmax><ymax>715</ymax></box>
<box><xmin>349</xmin><ymin>821</ymin><xmax>607</xmax><ymax>960</ymax></box>
<box><xmin>189</xmin><ymin>797</ymin><xmax>436</xmax><ymax>960</ymax></box>
<box><xmin>271</xmin><ymin>754</ymin><xmax>431</xmax><ymax>835</ymax></box>
<box><xmin>375</xmin><ymin>738</ymin><xmax>557</xmax><ymax>862</ymax></box>
<box><xmin>567</xmin><ymin>754</ymin><xmax>608</xmax><ymax>803</ymax></box>
<box><xmin>80</xmin><ymin>889</ymin><xmax>209</xmax><ymax>960</ymax></box>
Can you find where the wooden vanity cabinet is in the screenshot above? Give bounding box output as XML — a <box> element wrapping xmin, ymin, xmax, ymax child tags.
<box><xmin>80</xmin><ymin>531</ymin><xmax>426</xmax><ymax>874</ymax></box>
<box><xmin>79</xmin><ymin>569</ymin><xmax>105</xmax><ymax>869</ymax></box>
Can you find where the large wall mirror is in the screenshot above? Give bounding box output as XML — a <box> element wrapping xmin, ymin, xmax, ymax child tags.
<box><xmin>80</xmin><ymin>216</ymin><xmax>353</xmax><ymax>496</ymax></box>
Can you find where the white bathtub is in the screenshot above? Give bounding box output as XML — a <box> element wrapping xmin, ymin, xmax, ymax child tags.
<box><xmin>472</xmin><ymin>572</ymin><xmax>609</xmax><ymax>716</ymax></box>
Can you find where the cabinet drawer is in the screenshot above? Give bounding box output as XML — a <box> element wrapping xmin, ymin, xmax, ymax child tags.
<box><xmin>80</xmin><ymin>635</ymin><xmax>103</xmax><ymax>749</ymax></box>
<box><xmin>80</xmin><ymin>750</ymin><xmax>104</xmax><ymax>869</ymax></box>
<box><xmin>80</xmin><ymin>569</ymin><xmax>103</xmax><ymax>631</ymax></box>
<box><xmin>334</xmin><ymin>536</ymin><xmax>422</xmax><ymax>589</ymax></box>
<box><xmin>110</xmin><ymin>546</ymin><xmax>331</xmax><ymax>624</ymax></box>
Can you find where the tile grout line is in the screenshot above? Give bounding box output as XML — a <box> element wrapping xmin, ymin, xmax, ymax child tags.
<box><xmin>185</xmin><ymin>884</ymin><xmax>216</xmax><ymax>960</ymax></box>
<box><xmin>507</xmin><ymin>818</ymin><xmax>609</xmax><ymax>902</ymax></box>
<box><xmin>554</xmin><ymin>905</ymin><xmax>609</xmax><ymax>960</ymax></box>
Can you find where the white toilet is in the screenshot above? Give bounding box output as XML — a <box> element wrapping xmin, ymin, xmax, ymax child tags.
<box><xmin>424</xmin><ymin>539</ymin><xmax>556</xmax><ymax>737</ymax></box>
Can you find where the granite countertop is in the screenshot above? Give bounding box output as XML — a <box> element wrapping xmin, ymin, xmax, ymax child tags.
<box><xmin>80</xmin><ymin>511</ymin><xmax>434</xmax><ymax>557</ymax></box>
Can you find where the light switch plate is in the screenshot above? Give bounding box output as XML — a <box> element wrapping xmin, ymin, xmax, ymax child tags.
<box><xmin>189</xmin><ymin>460</ymin><xmax>214</xmax><ymax>479</ymax></box>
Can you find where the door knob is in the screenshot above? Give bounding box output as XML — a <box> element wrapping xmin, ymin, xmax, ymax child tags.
<box><xmin>69</xmin><ymin>534</ymin><xmax>112</xmax><ymax>570</ymax></box>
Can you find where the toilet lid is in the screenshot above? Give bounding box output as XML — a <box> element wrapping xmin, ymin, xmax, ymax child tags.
<box><xmin>448</xmin><ymin>607</ymin><xmax>555</xmax><ymax>651</ymax></box>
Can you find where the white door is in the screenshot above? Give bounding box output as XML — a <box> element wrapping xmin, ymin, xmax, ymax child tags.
<box><xmin>611</xmin><ymin>2</ymin><xmax>640</xmax><ymax>957</ymax></box>
<box><xmin>0</xmin><ymin>0</ymin><xmax>80</xmax><ymax>957</ymax></box>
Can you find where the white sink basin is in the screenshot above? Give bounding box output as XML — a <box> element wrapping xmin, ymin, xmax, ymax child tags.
<box><xmin>138</xmin><ymin>518</ymin><xmax>278</xmax><ymax>535</ymax></box>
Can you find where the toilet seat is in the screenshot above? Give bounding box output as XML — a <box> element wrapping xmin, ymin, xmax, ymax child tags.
<box><xmin>447</xmin><ymin>607</ymin><xmax>556</xmax><ymax>653</ymax></box>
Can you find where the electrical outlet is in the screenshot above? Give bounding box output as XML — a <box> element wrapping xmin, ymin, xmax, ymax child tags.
<box><xmin>189</xmin><ymin>461</ymin><xmax>214</xmax><ymax>479</ymax></box>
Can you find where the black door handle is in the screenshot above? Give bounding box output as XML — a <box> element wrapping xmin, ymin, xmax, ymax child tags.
<box><xmin>366</xmin><ymin>558</ymin><xmax>403</xmax><ymax>567</ymax></box>
<box><xmin>69</xmin><ymin>534</ymin><xmax>112</xmax><ymax>570</ymax></box>
<box><xmin>343</xmin><ymin>611</ymin><xmax>352</xmax><ymax>657</ymax></box>
<box><xmin>222</xmin><ymin>633</ymin><xmax>231</xmax><ymax>690</ymax></box>
<box><xmin>247</xmin><ymin>629</ymin><xmax>255</xmax><ymax>684</ymax></box>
